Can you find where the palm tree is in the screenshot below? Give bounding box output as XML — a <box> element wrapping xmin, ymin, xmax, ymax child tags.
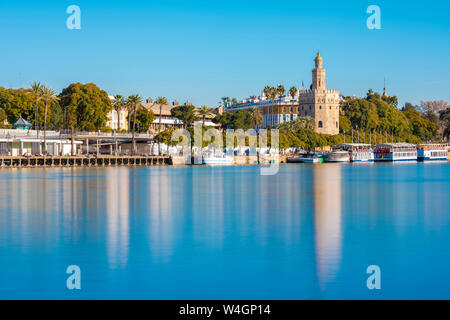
<box><xmin>155</xmin><ymin>97</ymin><xmax>168</xmax><ymax>156</ymax></box>
<box><xmin>269</xmin><ymin>87</ymin><xmax>278</xmax><ymax>127</ymax></box>
<box><xmin>127</xmin><ymin>94</ymin><xmax>142</xmax><ymax>155</ymax></box>
<box><xmin>29</xmin><ymin>82</ymin><xmax>44</xmax><ymax>137</ymax></box>
<box><xmin>289</xmin><ymin>86</ymin><xmax>298</xmax><ymax>100</ymax></box>
<box><xmin>155</xmin><ymin>97</ymin><xmax>168</xmax><ymax>134</ymax></box>
<box><xmin>250</xmin><ymin>107</ymin><xmax>263</xmax><ymax>129</ymax></box>
<box><xmin>263</xmin><ymin>86</ymin><xmax>273</xmax><ymax>128</ymax></box>
<box><xmin>113</xmin><ymin>94</ymin><xmax>125</xmax><ymax>132</ymax></box>
<box><xmin>198</xmin><ymin>106</ymin><xmax>213</xmax><ymax>126</ymax></box>
<box><xmin>41</xmin><ymin>86</ymin><xmax>59</xmax><ymax>155</ymax></box>
<box><xmin>277</xmin><ymin>84</ymin><xmax>285</xmax><ymax>98</ymax></box>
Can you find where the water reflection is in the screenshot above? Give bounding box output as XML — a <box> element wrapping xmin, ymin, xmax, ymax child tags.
<box><xmin>313</xmin><ymin>164</ymin><xmax>342</xmax><ymax>290</ymax></box>
<box><xmin>147</xmin><ymin>168</ymin><xmax>173</xmax><ymax>263</ymax></box>
<box><xmin>1</xmin><ymin>164</ymin><xmax>450</xmax><ymax>299</ymax></box>
<box><xmin>106</xmin><ymin>168</ymin><xmax>130</xmax><ymax>268</ymax></box>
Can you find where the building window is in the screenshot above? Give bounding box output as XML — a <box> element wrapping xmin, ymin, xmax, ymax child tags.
<box><xmin>318</xmin><ymin>121</ymin><xmax>323</xmax><ymax>128</ymax></box>
<box><xmin>336</xmin><ymin>122</ymin><xmax>338</xmax><ymax>128</ymax></box>
<box><xmin>319</xmin><ymin>106</ymin><xmax>322</xmax><ymax>110</ymax></box>
<box><xmin>290</xmin><ymin>108</ymin><xmax>293</xmax><ymax>113</ymax></box>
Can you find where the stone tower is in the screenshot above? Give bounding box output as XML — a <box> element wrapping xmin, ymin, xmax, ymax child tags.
<box><xmin>312</xmin><ymin>52</ymin><xmax>326</xmax><ymax>90</ymax></box>
<box><xmin>298</xmin><ymin>52</ymin><xmax>340</xmax><ymax>135</ymax></box>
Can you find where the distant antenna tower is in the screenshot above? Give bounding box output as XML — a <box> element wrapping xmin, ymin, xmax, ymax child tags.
<box><xmin>383</xmin><ymin>77</ymin><xmax>387</xmax><ymax>96</ymax></box>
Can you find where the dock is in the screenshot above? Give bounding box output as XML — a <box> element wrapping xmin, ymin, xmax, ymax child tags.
<box><xmin>0</xmin><ymin>156</ymin><xmax>171</xmax><ymax>168</ymax></box>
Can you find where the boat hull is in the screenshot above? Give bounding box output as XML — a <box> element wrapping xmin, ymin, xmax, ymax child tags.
<box><xmin>324</xmin><ymin>151</ymin><xmax>350</xmax><ymax>163</ymax></box>
<box><xmin>202</xmin><ymin>157</ymin><xmax>234</xmax><ymax>166</ymax></box>
<box><xmin>417</xmin><ymin>149</ymin><xmax>448</xmax><ymax>162</ymax></box>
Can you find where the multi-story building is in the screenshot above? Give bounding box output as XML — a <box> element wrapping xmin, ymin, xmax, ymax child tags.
<box><xmin>107</xmin><ymin>96</ymin><xmax>129</xmax><ymax>132</ymax></box>
<box><xmin>226</xmin><ymin>52</ymin><xmax>340</xmax><ymax>135</ymax></box>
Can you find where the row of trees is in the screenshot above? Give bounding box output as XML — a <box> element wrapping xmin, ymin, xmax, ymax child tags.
<box><xmin>0</xmin><ymin>83</ymin><xmax>159</xmax><ymax>133</ymax></box>
<box><xmin>340</xmin><ymin>90</ymin><xmax>449</xmax><ymax>142</ymax></box>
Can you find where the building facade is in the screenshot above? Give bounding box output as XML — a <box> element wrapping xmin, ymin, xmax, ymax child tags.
<box><xmin>106</xmin><ymin>109</ymin><xmax>129</xmax><ymax>132</ymax></box>
<box><xmin>226</xmin><ymin>52</ymin><xmax>340</xmax><ymax>135</ymax></box>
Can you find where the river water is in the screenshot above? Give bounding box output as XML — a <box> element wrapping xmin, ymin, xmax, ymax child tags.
<box><xmin>0</xmin><ymin>163</ymin><xmax>449</xmax><ymax>299</ymax></box>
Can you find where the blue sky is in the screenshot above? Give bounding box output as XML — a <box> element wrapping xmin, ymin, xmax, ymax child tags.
<box><xmin>0</xmin><ymin>0</ymin><xmax>449</xmax><ymax>107</ymax></box>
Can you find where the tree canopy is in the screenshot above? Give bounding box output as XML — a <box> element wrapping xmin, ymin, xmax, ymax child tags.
<box><xmin>171</xmin><ymin>104</ymin><xmax>199</xmax><ymax>127</ymax></box>
<box><xmin>136</xmin><ymin>108</ymin><xmax>156</xmax><ymax>133</ymax></box>
<box><xmin>59</xmin><ymin>83</ymin><xmax>113</xmax><ymax>131</ymax></box>
<box><xmin>0</xmin><ymin>86</ymin><xmax>63</xmax><ymax>129</ymax></box>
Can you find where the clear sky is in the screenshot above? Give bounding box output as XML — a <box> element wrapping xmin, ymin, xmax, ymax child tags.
<box><xmin>0</xmin><ymin>0</ymin><xmax>449</xmax><ymax>107</ymax></box>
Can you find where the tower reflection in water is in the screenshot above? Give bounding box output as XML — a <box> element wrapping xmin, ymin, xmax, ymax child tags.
<box><xmin>313</xmin><ymin>164</ymin><xmax>342</xmax><ymax>290</ymax></box>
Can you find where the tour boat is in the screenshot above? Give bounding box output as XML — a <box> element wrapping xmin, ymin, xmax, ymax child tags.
<box><xmin>417</xmin><ymin>144</ymin><xmax>448</xmax><ymax>162</ymax></box>
<box><xmin>324</xmin><ymin>150</ymin><xmax>350</xmax><ymax>163</ymax></box>
<box><xmin>334</xmin><ymin>144</ymin><xmax>374</xmax><ymax>162</ymax></box>
<box><xmin>373</xmin><ymin>143</ymin><xmax>417</xmax><ymax>162</ymax></box>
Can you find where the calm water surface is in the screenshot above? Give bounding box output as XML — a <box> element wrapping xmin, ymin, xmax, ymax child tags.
<box><xmin>0</xmin><ymin>163</ymin><xmax>449</xmax><ymax>299</ymax></box>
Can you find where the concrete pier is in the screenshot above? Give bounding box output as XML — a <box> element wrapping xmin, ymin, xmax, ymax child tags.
<box><xmin>0</xmin><ymin>156</ymin><xmax>171</xmax><ymax>168</ymax></box>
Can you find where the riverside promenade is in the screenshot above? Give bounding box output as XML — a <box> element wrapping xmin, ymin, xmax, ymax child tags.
<box><xmin>0</xmin><ymin>155</ymin><xmax>170</xmax><ymax>168</ymax></box>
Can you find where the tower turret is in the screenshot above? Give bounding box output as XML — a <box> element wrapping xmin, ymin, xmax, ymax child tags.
<box><xmin>312</xmin><ymin>51</ymin><xmax>326</xmax><ymax>90</ymax></box>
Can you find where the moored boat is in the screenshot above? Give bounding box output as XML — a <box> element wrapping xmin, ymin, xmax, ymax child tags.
<box><xmin>202</xmin><ymin>155</ymin><xmax>234</xmax><ymax>166</ymax></box>
<box><xmin>287</xmin><ymin>153</ymin><xmax>323</xmax><ymax>164</ymax></box>
<box><xmin>202</xmin><ymin>151</ymin><xmax>234</xmax><ymax>165</ymax></box>
<box><xmin>324</xmin><ymin>150</ymin><xmax>350</xmax><ymax>163</ymax></box>
<box><xmin>417</xmin><ymin>143</ymin><xmax>448</xmax><ymax>162</ymax></box>
<box><xmin>373</xmin><ymin>143</ymin><xmax>417</xmax><ymax>162</ymax></box>
<box><xmin>333</xmin><ymin>144</ymin><xmax>374</xmax><ymax>163</ymax></box>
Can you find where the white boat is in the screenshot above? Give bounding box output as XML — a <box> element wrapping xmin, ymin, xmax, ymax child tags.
<box><xmin>202</xmin><ymin>154</ymin><xmax>234</xmax><ymax>166</ymax></box>
<box><xmin>303</xmin><ymin>155</ymin><xmax>323</xmax><ymax>164</ymax></box>
<box><xmin>287</xmin><ymin>154</ymin><xmax>323</xmax><ymax>164</ymax></box>
<box><xmin>324</xmin><ymin>150</ymin><xmax>350</xmax><ymax>163</ymax></box>
<box><xmin>418</xmin><ymin>144</ymin><xmax>448</xmax><ymax>162</ymax></box>
<box><xmin>334</xmin><ymin>144</ymin><xmax>374</xmax><ymax>163</ymax></box>
<box><xmin>373</xmin><ymin>143</ymin><xmax>417</xmax><ymax>162</ymax></box>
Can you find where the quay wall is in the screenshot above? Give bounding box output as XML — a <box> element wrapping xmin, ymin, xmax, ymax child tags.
<box><xmin>0</xmin><ymin>156</ymin><xmax>170</xmax><ymax>168</ymax></box>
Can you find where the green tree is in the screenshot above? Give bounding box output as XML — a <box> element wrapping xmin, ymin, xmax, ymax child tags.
<box><xmin>0</xmin><ymin>87</ymin><xmax>40</xmax><ymax>125</ymax></box>
<box><xmin>171</xmin><ymin>104</ymin><xmax>199</xmax><ymax>128</ymax></box>
<box><xmin>402</xmin><ymin>107</ymin><xmax>436</xmax><ymax>141</ymax></box>
<box><xmin>59</xmin><ymin>83</ymin><xmax>113</xmax><ymax>131</ymax></box>
<box><xmin>136</xmin><ymin>108</ymin><xmax>156</xmax><ymax>133</ymax></box>
<box><xmin>276</xmin><ymin>116</ymin><xmax>315</xmax><ymax>133</ymax></box>
<box><xmin>0</xmin><ymin>108</ymin><xmax>7</xmax><ymax>124</ymax></box>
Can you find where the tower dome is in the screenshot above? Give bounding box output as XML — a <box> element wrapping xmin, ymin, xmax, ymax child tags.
<box><xmin>315</xmin><ymin>51</ymin><xmax>323</xmax><ymax>67</ymax></box>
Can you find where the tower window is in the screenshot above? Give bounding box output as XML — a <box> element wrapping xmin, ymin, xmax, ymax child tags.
<box><xmin>318</xmin><ymin>121</ymin><xmax>323</xmax><ymax>128</ymax></box>
<box><xmin>336</xmin><ymin>122</ymin><xmax>338</xmax><ymax>128</ymax></box>
<box><xmin>319</xmin><ymin>106</ymin><xmax>322</xmax><ymax>110</ymax></box>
